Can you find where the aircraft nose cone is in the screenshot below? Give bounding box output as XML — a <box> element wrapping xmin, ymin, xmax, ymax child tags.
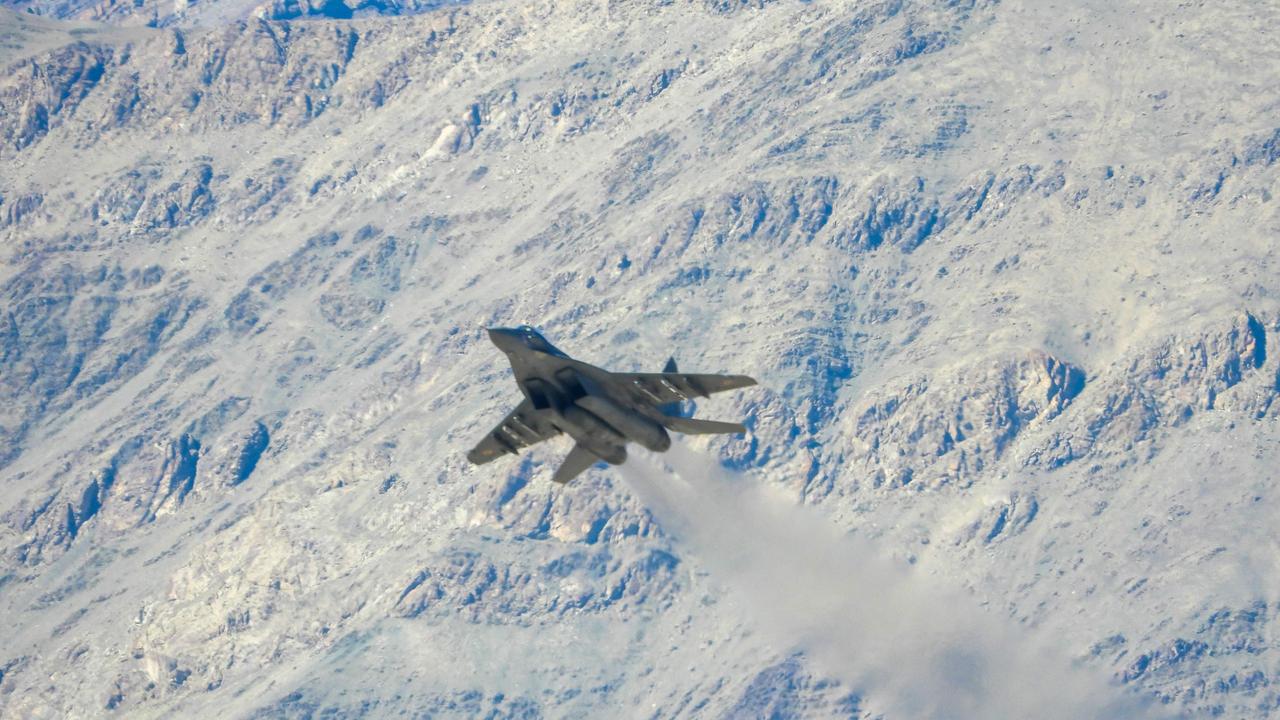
<box><xmin>487</xmin><ymin>327</ymin><xmax>519</xmax><ymax>350</ymax></box>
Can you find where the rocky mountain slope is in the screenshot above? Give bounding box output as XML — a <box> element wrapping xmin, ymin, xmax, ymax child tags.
<box><xmin>1</xmin><ymin>0</ymin><xmax>1278</xmax><ymax>717</ymax></box>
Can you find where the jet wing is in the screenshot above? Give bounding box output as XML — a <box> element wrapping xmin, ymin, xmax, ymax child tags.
<box><xmin>619</xmin><ymin>372</ymin><xmax>757</xmax><ymax>405</ymax></box>
<box><xmin>467</xmin><ymin>399</ymin><xmax>561</xmax><ymax>464</ymax></box>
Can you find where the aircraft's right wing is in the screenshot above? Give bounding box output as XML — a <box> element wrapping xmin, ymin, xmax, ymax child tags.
<box><xmin>620</xmin><ymin>372</ymin><xmax>757</xmax><ymax>405</ymax></box>
<box><xmin>467</xmin><ymin>399</ymin><xmax>561</xmax><ymax>464</ymax></box>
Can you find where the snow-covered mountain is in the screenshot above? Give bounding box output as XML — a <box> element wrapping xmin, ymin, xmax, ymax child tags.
<box><xmin>1</xmin><ymin>0</ymin><xmax>1278</xmax><ymax>717</ymax></box>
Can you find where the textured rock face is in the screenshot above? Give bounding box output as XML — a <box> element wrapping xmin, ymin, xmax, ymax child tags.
<box><xmin>837</xmin><ymin>350</ymin><xmax>1087</xmax><ymax>491</ymax></box>
<box><xmin>1029</xmin><ymin>312</ymin><xmax>1277</xmax><ymax>470</ymax></box>
<box><xmin>1</xmin><ymin>0</ymin><xmax>1279</xmax><ymax>717</ymax></box>
<box><xmin>0</xmin><ymin>41</ymin><xmax>108</xmax><ymax>151</ymax></box>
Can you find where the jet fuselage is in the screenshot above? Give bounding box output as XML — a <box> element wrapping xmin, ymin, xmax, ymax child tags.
<box><xmin>489</xmin><ymin>327</ymin><xmax>669</xmax><ymax>465</ymax></box>
<box><xmin>470</xmin><ymin>325</ymin><xmax>755</xmax><ymax>483</ymax></box>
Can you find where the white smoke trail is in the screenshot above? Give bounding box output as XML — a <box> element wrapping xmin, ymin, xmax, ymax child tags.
<box><xmin>619</xmin><ymin>443</ymin><xmax>1164</xmax><ymax>720</ymax></box>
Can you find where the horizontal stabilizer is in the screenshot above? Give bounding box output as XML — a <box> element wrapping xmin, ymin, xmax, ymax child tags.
<box><xmin>660</xmin><ymin>415</ymin><xmax>747</xmax><ymax>435</ymax></box>
<box><xmin>552</xmin><ymin>444</ymin><xmax>600</xmax><ymax>484</ymax></box>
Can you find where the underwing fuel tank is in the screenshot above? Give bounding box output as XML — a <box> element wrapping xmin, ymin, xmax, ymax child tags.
<box><xmin>559</xmin><ymin>405</ymin><xmax>627</xmax><ymax>464</ymax></box>
<box><xmin>575</xmin><ymin>395</ymin><xmax>672</xmax><ymax>452</ymax></box>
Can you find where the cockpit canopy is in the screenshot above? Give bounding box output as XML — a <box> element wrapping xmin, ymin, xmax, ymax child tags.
<box><xmin>512</xmin><ymin>325</ymin><xmax>566</xmax><ymax>357</ymax></box>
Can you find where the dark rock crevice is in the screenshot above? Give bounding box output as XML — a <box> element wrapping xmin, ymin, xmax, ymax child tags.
<box><xmin>1244</xmin><ymin>312</ymin><xmax>1266</xmax><ymax>369</ymax></box>
<box><xmin>232</xmin><ymin>421</ymin><xmax>270</xmax><ymax>485</ymax></box>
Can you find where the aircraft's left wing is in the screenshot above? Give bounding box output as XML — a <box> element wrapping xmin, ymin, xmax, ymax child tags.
<box><xmin>467</xmin><ymin>399</ymin><xmax>561</xmax><ymax>464</ymax></box>
<box><xmin>619</xmin><ymin>372</ymin><xmax>757</xmax><ymax>405</ymax></box>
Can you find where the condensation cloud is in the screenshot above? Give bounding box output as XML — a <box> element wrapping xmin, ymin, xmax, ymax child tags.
<box><xmin>620</xmin><ymin>443</ymin><xmax>1164</xmax><ymax>720</ymax></box>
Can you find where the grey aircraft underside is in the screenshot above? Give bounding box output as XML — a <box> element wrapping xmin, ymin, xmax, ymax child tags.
<box><xmin>468</xmin><ymin>326</ymin><xmax>758</xmax><ymax>484</ymax></box>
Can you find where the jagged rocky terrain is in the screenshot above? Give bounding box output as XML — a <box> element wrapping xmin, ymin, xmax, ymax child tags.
<box><xmin>1</xmin><ymin>0</ymin><xmax>1279</xmax><ymax>717</ymax></box>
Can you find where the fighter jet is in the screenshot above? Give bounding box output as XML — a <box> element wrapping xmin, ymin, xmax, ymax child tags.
<box><xmin>468</xmin><ymin>326</ymin><xmax>757</xmax><ymax>484</ymax></box>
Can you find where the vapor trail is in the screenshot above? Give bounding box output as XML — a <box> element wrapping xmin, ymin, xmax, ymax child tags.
<box><xmin>620</xmin><ymin>443</ymin><xmax>1161</xmax><ymax>720</ymax></box>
